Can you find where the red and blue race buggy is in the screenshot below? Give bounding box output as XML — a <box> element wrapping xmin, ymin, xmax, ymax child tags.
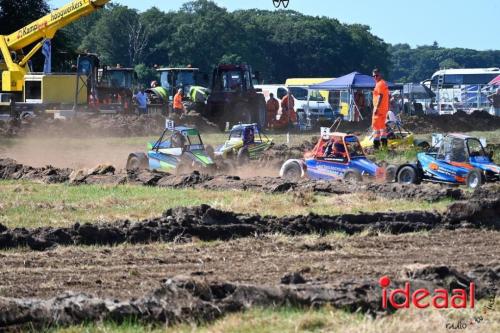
<box><xmin>280</xmin><ymin>130</ymin><xmax>391</xmax><ymax>182</ymax></box>
<box><xmin>395</xmin><ymin>133</ymin><xmax>499</xmax><ymax>189</ymax></box>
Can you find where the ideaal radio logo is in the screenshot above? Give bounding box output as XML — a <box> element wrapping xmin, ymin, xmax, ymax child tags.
<box><xmin>273</xmin><ymin>0</ymin><xmax>290</xmax><ymax>8</ymax></box>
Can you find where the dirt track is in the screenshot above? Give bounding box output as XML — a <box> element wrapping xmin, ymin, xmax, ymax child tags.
<box><xmin>0</xmin><ymin>193</ymin><xmax>498</xmax><ymax>247</ymax></box>
<box><xmin>3</xmin><ymin>158</ymin><xmax>499</xmax><ymax>204</ymax></box>
<box><xmin>1</xmin><ymin>110</ymin><xmax>500</xmax><ymax>139</ymax></box>
<box><xmin>0</xmin><ymin>229</ymin><xmax>498</xmax><ymax>329</ymax></box>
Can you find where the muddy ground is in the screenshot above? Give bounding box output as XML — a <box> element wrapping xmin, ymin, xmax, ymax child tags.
<box><xmin>0</xmin><ymin>229</ymin><xmax>498</xmax><ymax>329</ymax></box>
<box><xmin>2</xmin><ymin>157</ymin><xmax>499</xmax><ymax>203</ymax></box>
<box><xmin>0</xmin><ymin>196</ymin><xmax>497</xmax><ymax>251</ymax></box>
<box><xmin>0</xmin><ymin>191</ymin><xmax>498</xmax><ymax>329</ymax></box>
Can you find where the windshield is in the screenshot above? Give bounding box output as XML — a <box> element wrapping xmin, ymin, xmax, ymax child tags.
<box><xmin>309</xmin><ymin>90</ymin><xmax>325</xmax><ymax>102</ymax></box>
<box><xmin>177</xmin><ymin>72</ymin><xmax>196</xmax><ymax>86</ymax></box>
<box><xmin>229</xmin><ymin>130</ymin><xmax>242</xmax><ymax>140</ymax></box>
<box><xmin>344</xmin><ymin>136</ymin><xmax>364</xmax><ymax>158</ymax></box>
<box><xmin>466</xmin><ymin>138</ymin><xmax>487</xmax><ymax>158</ymax></box>
<box><xmin>103</xmin><ymin>71</ymin><xmax>133</xmax><ymax>88</ymax></box>
<box><xmin>222</xmin><ymin>71</ymin><xmax>243</xmax><ymax>91</ymax></box>
<box><xmin>289</xmin><ymin>87</ymin><xmax>308</xmax><ymax>100</ymax></box>
<box><xmin>187</xmin><ymin>134</ymin><xmax>202</xmax><ymax>146</ymax></box>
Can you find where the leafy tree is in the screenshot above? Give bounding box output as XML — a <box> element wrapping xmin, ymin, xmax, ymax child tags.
<box><xmin>134</xmin><ymin>63</ymin><xmax>158</xmax><ymax>88</ymax></box>
<box><xmin>79</xmin><ymin>4</ymin><xmax>146</xmax><ymax>67</ymax></box>
<box><xmin>0</xmin><ymin>0</ymin><xmax>49</xmax><ymax>34</ymax></box>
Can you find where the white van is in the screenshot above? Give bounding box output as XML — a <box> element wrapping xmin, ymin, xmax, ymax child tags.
<box><xmin>255</xmin><ymin>84</ymin><xmax>336</xmax><ymax>121</ymax></box>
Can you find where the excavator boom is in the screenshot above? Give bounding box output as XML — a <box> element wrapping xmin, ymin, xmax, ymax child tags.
<box><xmin>5</xmin><ymin>0</ymin><xmax>109</xmax><ymax>51</ymax></box>
<box><xmin>1</xmin><ymin>0</ymin><xmax>110</xmax><ymax>92</ymax></box>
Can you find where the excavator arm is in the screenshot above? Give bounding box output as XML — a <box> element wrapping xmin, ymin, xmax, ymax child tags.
<box><xmin>0</xmin><ymin>0</ymin><xmax>110</xmax><ymax>92</ymax></box>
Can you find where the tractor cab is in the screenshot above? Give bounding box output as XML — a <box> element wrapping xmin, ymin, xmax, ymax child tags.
<box><xmin>157</xmin><ymin>67</ymin><xmax>205</xmax><ymax>99</ymax></box>
<box><xmin>75</xmin><ymin>54</ymin><xmax>136</xmax><ymax>112</ymax></box>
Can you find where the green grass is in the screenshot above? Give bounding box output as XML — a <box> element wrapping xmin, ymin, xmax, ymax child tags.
<box><xmin>0</xmin><ymin>180</ymin><xmax>452</xmax><ymax>229</ymax></box>
<box><xmin>48</xmin><ymin>299</ymin><xmax>500</xmax><ymax>333</ymax></box>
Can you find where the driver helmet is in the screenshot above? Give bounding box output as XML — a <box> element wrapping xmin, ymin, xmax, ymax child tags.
<box><xmin>171</xmin><ymin>131</ymin><xmax>186</xmax><ymax>148</ymax></box>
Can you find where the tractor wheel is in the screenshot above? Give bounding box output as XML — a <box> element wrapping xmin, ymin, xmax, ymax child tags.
<box><xmin>126</xmin><ymin>153</ymin><xmax>148</xmax><ymax>171</ymax></box>
<box><xmin>344</xmin><ymin>169</ymin><xmax>363</xmax><ymax>183</ymax></box>
<box><xmin>282</xmin><ymin>162</ymin><xmax>302</xmax><ymax>180</ymax></box>
<box><xmin>235</xmin><ymin>103</ymin><xmax>252</xmax><ymax>125</ymax></box>
<box><xmin>385</xmin><ymin>165</ymin><xmax>398</xmax><ymax>182</ymax></box>
<box><xmin>237</xmin><ymin>147</ymin><xmax>250</xmax><ymax>166</ymax></box>
<box><xmin>397</xmin><ymin>166</ymin><xmax>419</xmax><ymax>185</ymax></box>
<box><xmin>466</xmin><ymin>169</ymin><xmax>483</xmax><ymax>189</ymax></box>
<box><xmin>255</xmin><ymin>97</ymin><xmax>267</xmax><ymax>129</ymax></box>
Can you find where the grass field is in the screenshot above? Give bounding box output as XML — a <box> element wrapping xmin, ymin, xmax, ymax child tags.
<box><xmin>0</xmin><ymin>180</ymin><xmax>452</xmax><ymax>229</ymax></box>
<box><xmin>52</xmin><ymin>299</ymin><xmax>500</xmax><ymax>333</ymax></box>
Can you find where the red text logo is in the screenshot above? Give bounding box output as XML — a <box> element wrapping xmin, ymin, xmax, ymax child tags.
<box><xmin>379</xmin><ymin>276</ymin><xmax>475</xmax><ymax>309</ymax></box>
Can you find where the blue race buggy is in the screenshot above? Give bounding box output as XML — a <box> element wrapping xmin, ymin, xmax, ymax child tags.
<box><xmin>126</xmin><ymin>126</ymin><xmax>216</xmax><ymax>174</ymax></box>
<box><xmin>395</xmin><ymin>133</ymin><xmax>499</xmax><ymax>189</ymax></box>
<box><xmin>280</xmin><ymin>131</ymin><xmax>390</xmax><ymax>182</ymax></box>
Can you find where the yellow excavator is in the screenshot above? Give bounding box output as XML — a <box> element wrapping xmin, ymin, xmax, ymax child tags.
<box><xmin>0</xmin><ymin>0</ymin><xmax>110</xmax><ymax>116</ymax></box>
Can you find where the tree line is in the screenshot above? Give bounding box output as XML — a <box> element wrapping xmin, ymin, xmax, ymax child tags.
<box><xmin>1</xmin><ymin>0</ymin><xmax>498</xmax><ymax>84</ymax></box>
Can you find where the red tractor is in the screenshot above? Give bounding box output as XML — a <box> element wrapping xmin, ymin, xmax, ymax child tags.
<box><xmin>205</xmin><ymin>64</ymin><xmax>266</xmax><ymax>130</ymax></box>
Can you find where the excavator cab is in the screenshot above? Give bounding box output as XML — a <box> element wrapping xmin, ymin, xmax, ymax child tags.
<box><xmin>74</xmin><ymin>54</ymin><xmax>135</xmax><ymax>113</ymax></box>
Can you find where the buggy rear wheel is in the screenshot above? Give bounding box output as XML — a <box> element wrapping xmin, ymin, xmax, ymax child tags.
<box><xmin>126</xmin><ymin>153</ymin><xmax>148</xmax><ymax>171</ymax></box>
<box><xmin>344</xmin><ymin>169</ymin><xmax>363</xmax><ymax>183</ymax></box>
<box><xmin>237</xmin><ymin>147</ymin><xmax>250</xmax><ymax>166</ymax></box>
<box><xmin>385</xmin><ymin>165</ymin><xmax>397</xmax><ymax>182</ymax></box>
<box><xmin>282</xmin><ymin>162</ymin><xmax>302</xmax><ymax>180</ymax></box>
<box><xmin>397</xmin><ymin>166</ymin><xmax>419</xmax><ymax>185</ymax></box>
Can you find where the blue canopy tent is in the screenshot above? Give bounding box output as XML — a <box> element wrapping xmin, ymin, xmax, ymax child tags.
<box><xmin>309</xmin><ymin>72</ymin><xmax>402</xmax><ymax>121</ymax></box>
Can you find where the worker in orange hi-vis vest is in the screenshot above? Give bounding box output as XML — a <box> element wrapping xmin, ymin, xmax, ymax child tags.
<box><xmin>266</xmin><ymin>92</ymin><xmax>280</xmax><ymax>128</ymax></box>
<box><xmin>281</xmin><ymin>92</ymin><xmax>297</xmax><ymax>124</ymax></box>
<box><xmin>371</xmin><ymin>68</ymin><xmax>390</xmax><ymax>150</ymax></box>
<box><xmin>172</xmin><ymin>88</ymin><xmax>185</xmax><ymax>116</ymax></box>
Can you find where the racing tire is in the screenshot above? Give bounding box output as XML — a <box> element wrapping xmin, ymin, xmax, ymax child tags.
<box><xmin>205</xmin><ymin>145</ymin><xmax>215</xmax><ymax>160</ymax></box>
<box><xmin>466</xmin><ymin>169</ymin><xmax>483</xmax><ymax>189</ymax></box>
<box><xmin>175</xmin><ymin>162</ymin><xmax>192</xmax><ymax>176</ymax></box>
<box><xmin>237</xmin><ymin>147</ymin><xmax>250</xmax><ymax>166</ymax></box>
<box><xmin>343</xmin><ymin>169</ymin><xmax>363</xmax><ymax>183</ymax></box>
<box><xmin>282</xmin><ymin>162</ymin><xmax>302</xmax><ymax>180</ymax></box>
<box><xmin>397</xmin><ymin>165</ymin><xmax>419</xmax><ymax>185</ymax></box>
<box><xmin>126</xmin><ymin>153</ymin><xmax>148</xmax><ymax>171</ymax></box>
<box><xmin>385</xmin><ymin>165</ymin><xmax>398</xmax><ymax>182</ymax></box>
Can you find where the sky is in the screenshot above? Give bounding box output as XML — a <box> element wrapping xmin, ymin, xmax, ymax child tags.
<box><xmin>50</xmin><ymin>0</ymin><xmax>499</xmax><ymax>50</ymax></box>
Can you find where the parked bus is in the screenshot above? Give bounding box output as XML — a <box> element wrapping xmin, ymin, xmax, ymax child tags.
<box><xmin>424</xmin><ymin>68</ymin><xmax>500</xmax><ymax>114</ymax></box>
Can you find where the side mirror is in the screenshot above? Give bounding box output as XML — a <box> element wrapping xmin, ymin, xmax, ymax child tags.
<box><xmin>488</xmin><ymin>150</ymin><xmax>494</xmax><ymax>160</ymax></box>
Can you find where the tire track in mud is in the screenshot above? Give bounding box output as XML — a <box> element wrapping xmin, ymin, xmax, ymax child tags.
<box><xmin>0</xmin><ymin>198</ymin><xmax>498</xmax><ymax>251</ymax></box>
<box><xmin>0</xmin><ymin>265</ymin><xmax>498</xmax><ymax>330</ymax></box>
<box><xmin>2</xmin><ymin>158</ymin><xmax>498</xmax><ymax>203</ymax></box>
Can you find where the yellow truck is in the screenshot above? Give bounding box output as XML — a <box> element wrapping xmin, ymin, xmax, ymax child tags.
<box><xmin>285</xmin><ymin>78</ymin><xmax>349</xmax><ymax>118</ymax></box>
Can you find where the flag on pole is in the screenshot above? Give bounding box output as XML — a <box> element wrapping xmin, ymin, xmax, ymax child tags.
<box><xmin>42</xmin><ymin>39</ymin><xmax>52</xmax><ymax>74</ymax></box>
